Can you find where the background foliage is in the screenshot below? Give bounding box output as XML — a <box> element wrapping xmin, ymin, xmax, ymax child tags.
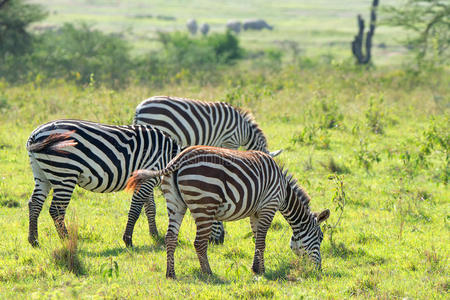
<box><xmin>0</xmin><ymin>0</ymin><xmax>448</xmax><ymax>298</ymax></box>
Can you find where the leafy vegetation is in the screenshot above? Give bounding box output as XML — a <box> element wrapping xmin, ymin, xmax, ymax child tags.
<box><xmin>0</xmin><ymin>63</ymin><xmax>448</xmax><ymax>298</ymax></box>
<box><xmin>0</xmin><ymin>0</ymin><xmax>448</xmax><ymax>298</ymax></box>
<box><xmin>383</xmin><ymin>0</ymin><xmax>450</xmax><ymax>67</ymax></box>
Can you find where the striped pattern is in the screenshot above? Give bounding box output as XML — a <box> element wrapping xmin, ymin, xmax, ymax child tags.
<box><xmin>134</xmin><ymin>96</ymin><xmax>281</xmax><ymax>156</ymax></box>
<box><xmin>134</xmin><ymin>96</ymin><xmax>282</xmax><ymax>244</ymax></box>
<box><xmin>126</xmin><ymin>146</ymin><xmax>329</xmax><ymax>278</ymax></box>
<box><xmin>26</xmin><ymin>119</ymin><xmax>180</xmax><ymax>247</ymax></box>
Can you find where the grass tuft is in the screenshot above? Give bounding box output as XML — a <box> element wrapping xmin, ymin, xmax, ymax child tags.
<box><xmin>52</xmin><ymin>218</ymin><xmax>85</xmax><ymax>276</ymax></box>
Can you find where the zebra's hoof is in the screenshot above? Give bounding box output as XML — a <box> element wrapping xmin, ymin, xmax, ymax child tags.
<box><xmin>252</xmin><ymin>264</ymin><xmax>264</xmax><ymax>275</ymax></box>
<box><xmin>28</xmin><ymin>237</ymin><xmax>39</xmax><ymax>247</ymax></box>
<box><xmin>123</xmin><ymin>235</ymin><xmax>133</xmax><ymax>248</ymax></box>
<box><xmin>166</xmin><ymin>270</ymin><xmax>176</xmax><ymax>279</ymax></box>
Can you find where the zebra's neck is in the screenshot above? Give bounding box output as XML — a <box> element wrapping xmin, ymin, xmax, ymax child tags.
<box><xmin>279</xmin><ymin>173</ymin><xmax>315</xmax><ymax>238</ymax></box>
<box><xmin>239</xmin><ymin>115</ymin><xmax>267</xmax><ymax>152</ymax></box>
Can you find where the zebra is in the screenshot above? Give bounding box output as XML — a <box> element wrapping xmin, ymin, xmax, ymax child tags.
<box><xmin>134</xmin><ymin>95</ymin><xmax>282</xmax><ymax>243</ymax></box>
<box><xmin>26</xmin><ymin>119</ymin><xmax>181</xmax><ymax>248</ymax></box>
<box><xmin>126</xmin><ymin>146</ymin><xmax>330</xmax><ymax>278</ymax></box>
<box><xmin>134</xmin><ymin>96</ymin><xmax>282</xmax><ymax>157</ymax></box>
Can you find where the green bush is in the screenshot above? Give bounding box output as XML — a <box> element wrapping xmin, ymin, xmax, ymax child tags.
<box><xmin>0</xmin><ymin>0</ymin><xmax>47</xmax><ymax>57</ymax></box>
<box><xmin>33</xmin><ymin>23</ymin><xmax>133</xmax><ymax>86</ymax></box>
<box><xmin>0</xmin><ymin>19</ymin><xmax>243</xmax><ymax>86</ymax></box>
<box><xmin>136</xmin><ymin>31</ymin><xmax>243</xmax><ymax>85</ymax></box>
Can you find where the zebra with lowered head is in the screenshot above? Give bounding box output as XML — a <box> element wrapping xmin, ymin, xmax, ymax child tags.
<box><xmin>26</xmin><ymin>119</ymin><xmax>181</xmax><ymax>248</ymax></box>
<box><xmin>134</xmin><ymin>95</ymin><xmax>282</xmax><ymax>243</ymax></box>
<box><xmin>126</xmin><ymin>146</ymin><xmax>330</xmax><ymax>278</ymax></box>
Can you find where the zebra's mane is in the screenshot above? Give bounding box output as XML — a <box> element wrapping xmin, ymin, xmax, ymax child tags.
<box><xmin>235</xmin><ymin>106</ymin><xmax>267</xmax><ymax>140</ymax></box>
<box><xmin>281</xmin><ymin>168</ymin><xmax>311</xmax><ymax>211</ymax></box>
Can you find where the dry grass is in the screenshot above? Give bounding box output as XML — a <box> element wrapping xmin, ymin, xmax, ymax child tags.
<box><xmin>51</xmin><ymin>215</ymin><xmax>84</xmax><ymax>276</ymax></box>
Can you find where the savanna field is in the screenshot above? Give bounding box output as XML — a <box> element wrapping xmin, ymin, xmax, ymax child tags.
<box><xmin>1</xmin><ymin>0</ymin><xmax>449</xmax><ymax>299</ymax></box>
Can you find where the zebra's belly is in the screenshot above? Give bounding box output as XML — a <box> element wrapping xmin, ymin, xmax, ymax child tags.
<box><xmin>215</xmin><ymin>199</ymin><xmax>259</xmax><ymax>221</ymax></box>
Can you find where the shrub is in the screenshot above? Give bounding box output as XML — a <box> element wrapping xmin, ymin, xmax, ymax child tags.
<box><xmin>0</xmin><ymin>0</ymin><xmax>47</xmax><ymax>57</ymax></box>
<box><xmin>33</xmin><ymin>23</ymin><xmax>133</xmax><ymax>86</ymax></box>
<box><xmin>0</xmin><ymin>0</ymin><xmax>47</xmax><ymax>81</ymax></box>
<box><xmin>136</xmin><ymin>31</ymin><xmax>243</xmax><ymax>85</ymax></box>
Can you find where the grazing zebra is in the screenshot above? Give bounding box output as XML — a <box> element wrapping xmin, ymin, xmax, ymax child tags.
<box><xmin>134</xmin><ymin>96</ymin><xmax>282</xmax><ymax>157</ymax></box>
<box><xmin>126</xmin><ymin>146</ymin><xmax>330</xmax><ymax>278</ymax></box>
<box><xmin>134</xmin><ymin>95</ymin><xmax>282</xmax><ymax>244</ymax></box>
<box><xmin>26</xmin><ymin>119</ymin><xmax>181</xmax><ymax>248</ymax></box>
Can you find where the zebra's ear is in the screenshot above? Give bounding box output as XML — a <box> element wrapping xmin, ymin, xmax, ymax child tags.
<box><xmin>269</xmin><ymin>149</ymin><xmax>283</xmax><ymax>157</ymax></box>
<box><xmin>317</xmin><ymin>209</ymin><xmax>330</xmax><ymax>224</ymax></box>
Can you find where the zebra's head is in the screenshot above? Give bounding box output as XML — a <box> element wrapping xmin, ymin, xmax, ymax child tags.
<box><xmin>289</xmin><ymin>209</ymin><xmax>330</xmax><ymax>268</ymax></box>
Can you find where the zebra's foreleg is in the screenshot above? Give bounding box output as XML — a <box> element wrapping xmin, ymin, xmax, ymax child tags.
<box><xmin>251</xmin><ymin>209</ymin><xmax>276</xmax><ymax>275</ymax></box>
<box><xmin>49</xmin><ymin>184</ymin><xmax>76</xmax><ymax>240</ymax></box>
<box><xmin>123</xmin><ymin>179</ymin><xmax>157</xmax><ymax>247</ymax></box>
<box><xmin>209</xmin><ymin>221</ymin><xmax>225</xmax><ymax>244</ymax></box>
<box><xmin>28</xmin><ymin>179</ymin><xmax>51</xmax><ymax>247</ymax></box>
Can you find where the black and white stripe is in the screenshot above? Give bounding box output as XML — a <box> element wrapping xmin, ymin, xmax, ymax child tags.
<box><xmin>134</xmin><ymin>96</ymin><xmax>282</xmax><ymax>157</ymax></box>
<box><xmin>26</xmin><ymin>119</ymin><xmax>180</xmax><ymax>248</ymax></box>
<box><xmin>126</xmin><ymin>146</ymin><xmax>329</xmax><ymax>278</ymax></box>
<box><xmin>134</xmin><ymin>96</ymin><xmax>282</xmax><ymax>244</ymax></box>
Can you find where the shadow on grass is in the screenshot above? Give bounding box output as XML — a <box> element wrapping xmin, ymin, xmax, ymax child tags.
<box><xmin>186</xmin><ymin>270</ymin><xmax>230</xmax><ymax>285</ymax></box>
<box><xmin>264</xmin><ymin>260</ymin><xmax>291</xmax><ymax>281</ymax></box>
<box><xmin>81</xmin><ymin>243</ymin><xmax>165</xmax><ymax>258</ymax></box>
<box><xmin>327</xmin><ymin>242</ymin><xmax>387</xmax><ymax>265</ymax></box>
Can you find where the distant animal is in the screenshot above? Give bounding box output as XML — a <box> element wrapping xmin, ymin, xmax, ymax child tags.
<box><xmin>243</xmin><ymin>19</ymin><xmax>273</xmax><ymax>31</ymax></box>
<box><xmin>226</xmin><ymin>20</ymin><xmax>241</xmax><ymax>33</ymax></box>
<box><xmin>186</xmin><ymin>19</ymin><xmax>198</xmax><ymax>35</ymax></box>
<box><xmin>126</xmin><ymin>146</ymin><xmax>330</xmax><ymax>278</ymax></box>
<box><xmin>200</xmin><ymin>23</ymin><xmax>210</xmax><ymax>35</ymax></box>
<box><xmin>26</xmin><ymin>119</ymin><xmax>181</xmax><ymax>248</ymax></box>
<box><xmin>134</xmin><ymin>96</ymin><xmax>282</xmax><ymax>157</ymax></box>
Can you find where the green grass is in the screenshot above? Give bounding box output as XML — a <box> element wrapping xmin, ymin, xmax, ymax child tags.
<box><xmin>0</xmin><ymin>64</ymin><xmax>448</xmax><ymax>298</ymax></box>
<box><xmin>29</xmin><ymin>0</ymin><xmax>408</xmax><ymax>64</ymax></box>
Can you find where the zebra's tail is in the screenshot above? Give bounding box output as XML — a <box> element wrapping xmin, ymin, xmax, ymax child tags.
<box><xmin>126</xmin><ymin>146</ymin><xmax>191</xmax><ymax>192</ymax></box>
<box><xmin>27</xmin><ymin>130</ymin><xmax>77</xmax><ymax>154</ymax></box>
<box><xmin>125</xmin><ymin>169</ymin><xmax>162</xmax><ymax>192</ymax></box>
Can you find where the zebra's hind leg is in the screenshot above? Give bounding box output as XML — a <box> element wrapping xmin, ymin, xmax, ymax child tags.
<box><xmin>193</xmin><ymin>216</ymin><xmax>214</xmax><ymax>275</ymax></box>
<box><xmin>123</xmin><ymin>178</ymin><xmax>157</xmax><ymax>248</ymax></box>
<box><xmin>28</xmin><ymin>179</ymin><xmax>51</xmax><ymax>247</ymax></box>
<box><xmin>249</xmin><ymin>214</ymin><xmax>259</xmax><ymax>241</ymax></box>
<box><xmin>165</xmin><ymin>202</ymin><xmax>187</xmax><ymax>279</ymax></box>
<box><xmin>48</xmin><ymin>183</ymin><xmax>76</xmax><ymax>240</ymax></box>
<box><xmin>251</xmin><ymin>209</ymin><xmax>276</xmax><ymax>275</ymax></box>
<box><xmin>209</xmin><ymin>221</ymin><xmax>225</xmax><ymax>244</ymax></box>
<box><xmin>143</xmin><ymin>184</ymin><xmax>159</xmax><ymax>237</ymax></box>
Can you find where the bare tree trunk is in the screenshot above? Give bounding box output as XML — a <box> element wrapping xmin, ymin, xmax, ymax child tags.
<box><xmin>351</xmin><ymin>0</ymin><xmax>379</xmax><ymax>64</ymax></box>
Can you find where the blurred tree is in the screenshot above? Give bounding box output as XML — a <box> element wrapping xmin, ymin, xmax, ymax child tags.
<box><xmin>0</xmin><ymin>0</ymin><xmax>47</xmax><ymax>57</ymax></box>
<box><xmin>384</xmin><ymin>0</ymin><xmax>449</xmax><ymax>66</ymax></box>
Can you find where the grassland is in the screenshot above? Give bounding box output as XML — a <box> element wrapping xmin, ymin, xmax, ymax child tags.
<box><xmin>0</xmin><ymin>64</ymin><xmax>448</xmax><ymax>298</ymax></box>
<box><xmin>28</xmin><ymin>0</ymin><xmax>407</xmax><ymax>65</ymax></box>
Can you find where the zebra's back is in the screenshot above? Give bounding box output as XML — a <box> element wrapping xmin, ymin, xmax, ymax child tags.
<box><xmin>165</xmin><ymin>146</ymin><xmax>284</xmax><ymax>221</ymax></box>
<box><xmin>27</xmin><ymin>119</ymin><xmax>175</xmax><ymax>193</ymax></box>
<box><xmin>134</xmin><ymin>96</ymin><xmax>245</xmax><ymax>148</ymax></box>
